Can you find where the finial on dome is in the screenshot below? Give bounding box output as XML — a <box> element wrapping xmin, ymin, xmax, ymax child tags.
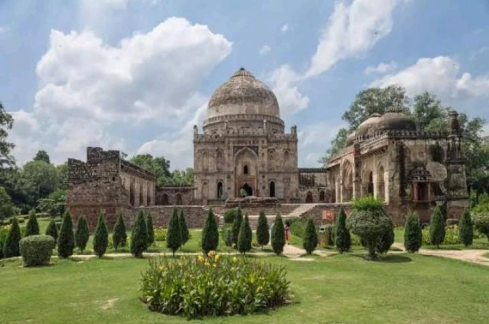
<box><xmin>232</xmin><ymin>67</ymin><xmax>254</xmax><ymax>78</ymax></box>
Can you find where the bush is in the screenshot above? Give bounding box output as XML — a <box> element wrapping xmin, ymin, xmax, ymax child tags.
<box><xmin>271</xmin><ymin>214</ymin><xmax>285</xmax><ymax>255</ymax></box>
<box><xmin>335</xmin><ymin>207</ymin><xmax>351</xmax><ymax>253</ymax></box>
<box><xmin>45</xmin><ymin>219</ymin><xmax>58</xmax><ymax>244</ymax></box>
<box><xmin>146</xmin><ymin>213</ymin><xmax>155</xmax><ymax>246</ymax></box>
<box><xmin>237</xmin><ymin>215</ymin><xmax>252</xmax><ymax>254</ymax></box>
<box><xmin>166</xmin><ymin>208</ymin><xmax>181</xmax><ymax>257</ymax></box>
<box><xmin>323</xmin><ymin>225</ymin><xmax>335</xmax><ymax>246</ymax></box>
<box><xmin>256</xmin><ymin>212</ymin><xmax>270</xmax><ymax>249</ymax></box>
<box><xmin>377</xmin><ymin>217</ymin><xmax>394</xmax><ymax>254</ymax></box>
<box><xmin>131</xmin><ymin>211</ymin><xmax>148</xmax><ymax>258</ymax></box>
<box><xmin>57</xmin><ymin>211</ymin><xmax>75</xmax><ymax>258</ymax></box>
<box><xmin>459</xmin><ymin>209</ymin><xmax>473</xmax><ymax>247</ymax></box>
<box><xmin>231</xmin><ymin>208</ymin><xmax>243</xmax><ymax>247</ymax></box>
<box><xmin>289</xmin><ymin>218</ymin><xmax>307</xmax><ymax>238</ymax></box>
<box><xmin>113</xmin><ymin>213</ymin><xmax>127</xmax><ymax>250</ymax></box>
<box><xmin>0</xmin><ymin>226</ymin><xmax>9</xmax><ymax>258</ymax></box>
<box><xmin>201</xmin><ymin>208</ymin><xmax>219</xmax><ymax>255</ymax></box>
<box><xmin>25</xmin><ymin>210</ymin><xmax>40</xmax><ymax>237</ymax></box>
<box><xmin>75</xmin><ymin>215</ymin><xmax>89</xmax><ymax>253</ymax></box>
<box><xmin>20</xmin><ymin>235</ymin><xmax>54</xmax><ymax>267</ymax></box>
<box><xmin>93</xmin><ymin>213</ymin><xmax>109</xmax><ymax>258</ymax></box>
<box><xmin>179</xmin><ymin>209</ymin><xmax>189</xmax><ymax>246</ymax></box>
<box><xmin>429</xmin><ymin>207</ymin><xmax>446</xmax><ymax>248</ymax></box>
<box><xmin>140</xmin><ymin>254</ymin><xmax>290</xmax><ymax>319</ymax></box>
<box><xmin>303</xmin><ymin>219</ymin><xmax>318</xmax><ymax>254</ymax></box>
<box><xmin>154</xmin><ymin>227</ymin><xmax>167</xmax><ymax>241</ymax></box>
<box><xmin>404</xmin><ymin>213</ymin><xmax>422</xmax><ymax>253</ymax></box>
<box><xmin>473</xmin><ymin>214</ymin><xmax>489</xmax><ymax>243</ymax></box>
<box><xmin>446</xmin><ymin>218</ymin><xmax>459</xmax><ymax>226</ymax></box>
<box><xmin>223</xmin><ymin>208</ymin><xmax>237</xmax><ymax>224</ymax></box>
<box><xmin>3</xmin><ymin>218</ymin><xmax>21</xmax><ymax>258</ymax></box>
<box><xmin>443</xmin><ymin>225</ymin><xmax>461</xmax><ymax>244</ymax></box>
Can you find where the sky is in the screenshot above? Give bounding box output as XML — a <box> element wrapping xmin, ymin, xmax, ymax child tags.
<box><xmin>1</xmin><ymin>0</ymin><xmax>489</xmax><ymax>169</ymax></box>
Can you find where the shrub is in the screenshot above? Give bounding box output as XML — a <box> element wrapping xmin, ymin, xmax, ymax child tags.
<box><xmin>323</xmin><ymin>225</ymin><xmax>335</xmax><ymax>246</ymax></box>
<box><xmin>147</xmin><ymin>213</ymin><xmax>155</xmax><ymax>246</ymax></box>
<box><xmin>93</xmin><ymin>213</ymin><xmax>108</xmax><ymax>258</ymax></box>
<box><xmin>404</xmin><ymin>213</ymin><xmax>422</xmax><ymax>253</ymax></box>
<box><xmin>256</xmin><ymin>212</ymin><xmax>270</xmax><ymax>249</ymax></box>
<box><xmin>289</xmin><ymin>218</ymin><xmax>307</xmax><ymax>238</ymax></box>
<box><xmin>166</xmin><ymin>208</ymin><xmax>181</xmax><ymax>257</ymax></box>
<box><xmin>474</xmin><ymin>214</ymin><xmax>489</xmax><ymax>243</ymax></box>
<box><xmin>201</xmin><ymin>208</ymin><xmax>219</xmax><ymax>255</ymax></box>
<box><xmin>25</xmin><ymin>210</ymin><xmax>40</xmax><ymax>237</ymax></box>
<box><xmin>0</xmin><ymin>226</ymin><xmax>9</xmax><ymax>258</ymax></box>
<box><xmin>113</xmin><ymin>213</ymin><xmax>127</xmax><ymax>250</ymax></box>
<box><xmin>335</xmin><ymin>207</ymin><xmax>351</xmax><ymax>253</ymax></box>
<box><xmin>131</xmin><ymin>211</ymin><xmax>148</xmax><ymax>258</ymax></box>
<box><xmin>223</xmin><ymin>208</ymin><xmax>237</xmax><ymax>224</ymax></box>
<box><xmin>271</xmin><ymin>214</ymin><xmax>285</xmax><ymax>255</ymax></box>
<box><xmin>303</xmin><ymin>219</ymin><xmax>318</xmax><ymax>254</ymax></box>
<box><xmin>45</xmin><ymin>219</ymin><xmax>58</xmax><ymax>244</ymax></box>
<box><xmin>140</xmin><ymin>254</ymin><xmax>290</xmax><ymax>319</ymax></box>
<box><xmin>20</xmin><ymin>235</ymin><xmax>54</xmax><ymax>267</ymax></box>
<box><xmin>429</xmin><ymin>207</ymin><xmax>445</xmax><ymax>248</ymax></box>
<box><xmin>231</xmin><ymin>208</ymin><xmax>243</xmax><ymax>247</ymax></box>
<box><xmin>57</xmin><ymin>211</ymin><xmax>75</xmax><ymax>258</ymax></box>
<box><xmin>237</xmin><ymin>215</ymin><xmax>252</xmax><ymax>254</ymax></box>
<box><xmin>3</xmin><ymin>218</ymin><xmax>21</xmax><ymax>258</ymax></box>
<box><xmin>377</xmin><ymin>217</ymin><xmax>394</xmax><ymax>254</ymax></box>
<box><xmin>459</xmin><ymin>209</ymin><xmax>473</xmax><ymax>247</ymax></box>
<box><xmin>446</xmin><ymin>218</ymin><xmax>459</xmax><ymax>226</ymax></box>
<box><xmin>154</xmin><ymin>227</ymin><xmax>167</xmax><ymax>241</ymax></box>
<box><xmin>179</xmin><ymin>209</ymin><xmax>189</xmax><ymax>245</ymax></box>
<box><xmin>443</xmin><ymin>225</ymin><xmax>461</xmax><ymax>244</ymax></box>
<box><xmin>225</xmin><ymin>227</ymin><xmax>233</xmax><ymax>247</ymax></box>
<box><xmin>75</xmin><ymin>215</ymin><xmax>89</xmax><ymax>253</ymax></box>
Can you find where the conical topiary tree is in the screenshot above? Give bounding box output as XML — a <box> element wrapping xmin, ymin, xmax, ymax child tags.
<box><xmin>25</xmin><ymin>210</ymin><xmax>40</xmax><ymax>237</ymax></box>
<box><xmin>3</xmin><ymin>217</ymin><xmax>21</xmax><ymax>257</ymax></box>
<box><xmin>404</xmin><ymin>212</ymin><xmax>422</xmax><ymax>253</ymax></box>
<box><xmin>271</xmin><ymin>214</ymin><xmax>285</xmax><ymax>256</ymax></box>
<box><xmin>202</xmin><ymin>208</ymin><xmax>219</xmax><ymax>255</ymax></box>
<box><xmin>459</xmin><ymin>209</ymin><xmax>473</xmax><ymax>247</ymax></box>
<box><xmin>303</xmin><ymin>219</ymin><xmax>318</xmax><ymax>254</ymax></box>
<box><xmin>377</xmin><ymin>217</ymin><xmax>394</xmax><ymax>254</ymax></box>
<box><xmin>93</xmin><ymin>212</ymin><xmax>108</xmax><ymax>258</ymax></box>
<box><xmin>256</xmin><ymin>212</ymin><xmax>270</xmax><ymax>249</ymax></box>
<box><xmin>166</xmin><ymin>208</ymin><xmax>181</xmax><ymax>257</ymax></box>
<box><xmin>57</xmin><ymin>211</ymin><xmax>75</xmax><ymax>258</ymax></box>
<box><xmin>45</xmin><ymin>219</ymin><xmax>58</xmax><ymax>244</ymax></box>
<box><xmin>75</xmin><ymin>215</ymin><xmax>90</xmax><ymax>253</ymax></box>
<box><xmin>146</xmin><ymin>213</ymin><xmax>155</xmax><ymax>246</ymax></box>
<box><xmin>131</xmin><ymin>211</ymin><xmax>148</xmax><ymax>258</ymax></box>
<box><xmin>335</xmin><ymin>207</ymin><xmax>351</xmax><ymax>253</ymax></box>
<box><xmin>429</xmin><ymin>207</ymin><xmax>445</xmax><ymax>248</ymax></box>
<box><xmin>238</xmin><ymin>215</ymin><xmax>252</xmax><ymax>254</ymax></box>
<box><xmin>231</xmin><ymin>207</ymin><xmax>243</xmax><ymax>248</ymax></box>
<box><xmin>179</xmin><ymin>209</ymin><xmax>190</xmax><ymax>246</ymax></box>
<box><xmin>112</xmin><ymin>213</ymin><xmax>127</xmax><ymax>251</ymax></box>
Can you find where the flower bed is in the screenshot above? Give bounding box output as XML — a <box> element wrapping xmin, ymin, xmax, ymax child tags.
<box><xmin>139</xmin><ymin>252</ymin><xmax>290</xmax><ymax>318</ymax></box>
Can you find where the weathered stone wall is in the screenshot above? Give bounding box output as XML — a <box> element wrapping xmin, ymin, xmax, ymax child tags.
<box><xmin>155</xmin><ymin>187</ymin><xmax>195</xmax><ymax>205</ymax></box>
<box><xmin>135</xmin><ymin>206</ymin><xmax>208</xmax><ymax>228</ymax></box>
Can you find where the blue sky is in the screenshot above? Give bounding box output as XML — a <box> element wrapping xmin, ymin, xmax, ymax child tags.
<box><xmin>1</xmin><ymin>0</ymin><xmax>489</xmax><ymax>169</ymax></box>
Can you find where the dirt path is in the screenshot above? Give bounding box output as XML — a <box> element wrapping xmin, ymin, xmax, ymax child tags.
<box><xmin>282</xmin><ymin>244</ymin><xmax>332</xmax><ymax>261</ymax></box>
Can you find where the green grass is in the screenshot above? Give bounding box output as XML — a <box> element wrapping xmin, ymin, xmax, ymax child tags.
<box><xmin>1</xmin><ymin>252</ymin><xmax>489</xmax><ymax>323</ymax></box>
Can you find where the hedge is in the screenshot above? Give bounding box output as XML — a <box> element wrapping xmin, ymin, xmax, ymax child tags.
<box><xmin>20</xmin><ymin>235</ymin><xmax>55</xmax><ymax>267</ymax></box>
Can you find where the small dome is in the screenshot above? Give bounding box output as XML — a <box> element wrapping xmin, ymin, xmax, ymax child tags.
<box><xmin>377</xmin><ymin>108</ymin><xmax>416</xmax><ymax>131</ymax></box>
<box><xmin>345</xmin><ymin>131</ymin><xmax>356</xmax><ymax>146</ymax></box>
<box><xmin>355</xmin><ymin>113</ymin><xmax>382</xmax><ymax>137</ymax></box>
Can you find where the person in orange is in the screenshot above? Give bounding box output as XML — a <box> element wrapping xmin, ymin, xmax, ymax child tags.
<box><xmin>284</xmin><ymin>221</ymin><xmax>290</xmax><ymax>245</ymax></box>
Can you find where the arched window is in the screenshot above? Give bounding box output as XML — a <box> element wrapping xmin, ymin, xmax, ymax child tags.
<box><xmin>367</xmin><ymin>172</ymin><xmax>374</xmax><ymax>196</ymax></box>
<box><xmin>319</xmin><ymin>190</ymin><xmax>325</xmax><ymax>201</ymax></box>
<box><xmin>269</xmin><ymin>181</ymin><xmax>275</xmax><ymax>197</ymax></box>
<box><xmin>244</xmin><ymin>165</ymin><xmax>249</xmax><ymax>175</ymax></box>
<box><xmin>176</xmin><ymin>193</ymin><xmax>183</xmax><ymax>205</ymax></box>
<box><xmin>217</xmin><ymin>182</ymin><xmax>223</xmax><ymax>199</ymax></box>
<box><xmin>306</xmin><ymin>191</ymin><xmax>313</xmax><ymax>203</ymax></box>
<box><xmin>202</xmin><ymin>151</ymin><xmax>209</xmax><ymax>171</ymax></box>
<box><xmin>129</xmin><ymin>179</ymin><xmax>135</xmax><ymax>206</ymax></box>
<box><xmin>139</xmin><ymin>184</ymin><xmax>144</xmax><ymax>206</ymax></box>
<box><xmin>147</xmin><ymin>183</ymin><xmax>152</xmax><ymax>205</ymax></box>
<box><xmin>216</xmin><ymin>150</ymin><xmax>223</xmax><ymax>171</ymax></box>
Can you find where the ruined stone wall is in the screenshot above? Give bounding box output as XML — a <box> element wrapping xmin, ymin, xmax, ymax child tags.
<box><xmin>135</xmin><ymin>206</ymin><xmax>207</xmax><ymax>228</ymax></box>
<box><xmin>155</xmin><ymin>187</ymin><xmax>195</xmax><ymax>205</ymax></box>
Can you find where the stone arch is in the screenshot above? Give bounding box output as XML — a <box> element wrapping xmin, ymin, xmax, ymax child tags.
<box><xmin>362</xmin><ymin>169</ymin><xmax>374</xmax><ymax>196</ymax></box>
<box><xmin>216</xmin><ymin>150</ymin><xmax>224</xmax><ymax>171</ymax></box>
<box><xmin>306</xmin><ymin>191</ymin><xmax>313</xmax><ymax>203</ymax></box>
<box><xmin>161</xmin><ymin>193</ymin><xmax>169</xmax><ymax>205</ymax></box>
<box><xmin>202</xmin><ymin>181</ymin><xmax>209</xmax><ymax>203</ymax></box>
<box><xmin>319</xmin><ymin>190</ymin><xmax>325</xmax><ymax>201</ymax></box>
<box><xmin>269</xmin><ymin>181</ymin><xmax>275</xmax><ymax>197</ymax></box>
<box><xmin>202</xmin><ymin>150</ymin><xmax>209</xmax><ymax>171</ymax></box>
<box><xmin>175</xmin><ymin>193</ymin><xmax>183</xmax><ymax>205</ymax></box>
<box><xmin>139</xmin><ymin>183</ymin><xmax>144</xmax><ymax>206</ymax></box>
<box><xmin>234</xmin><ymin>147</ymin><xmax>258</xmax><ymax>197</ymax></box>
<box><xmin>147</xmin><ymin>183</ymin><xmax>152</xmax><ymax>205</ymax></box>
<box><xmin>129</xmin><ymin>178</ymin><xmax>135</xmax><ymax>206</ymax></box>
<box><xmin>342</xmin><ymin>160</ymin><xmax>353</xmax><ymax>202</ymax></box>
<box><xmin>283</xmin><ymin>150</ymin><xmax>290</xmax><ymax>169</ymax></box>
<box><xmin>217</xmin><ymin>181</ymin><xmax>223</xmax><ymax>199</ymax></box>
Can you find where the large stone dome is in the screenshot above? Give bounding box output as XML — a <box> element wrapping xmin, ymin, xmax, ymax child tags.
<box><xmin>377</xmin><ymin>108</ymin><xmax>416</xmax><ymax>131</ymax></box>
<box><xmin>206</xmin><ymin>68</ymin><xmax>280</xmax><ymax>119</ymax></box>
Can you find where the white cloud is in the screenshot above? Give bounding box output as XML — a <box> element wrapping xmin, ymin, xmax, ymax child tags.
<box><xmin>281</xmin><ymin>24</ymin><xmax>289</xmax><ymax>32</ymax></box>
<box><xmin>259</xmin><ymin>45</ymin><xmax>271</xmax><ymax>55</ymax></box>
<box><xmin>364</xmin><ymin>61</ymin><xmax>397</xmax><ymax>74</ymax></box>
<box><xmin>0</xmin><ymin>26</ymin><xmax>9</xmax><ymax>34</ymax></box>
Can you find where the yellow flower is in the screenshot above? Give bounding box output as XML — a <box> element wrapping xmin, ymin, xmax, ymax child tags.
<box><xmin>204</xmin><ymin>262</ymin><xmax>210</xmax><ymax>267</ymax></box>
<box><xmin>198</xmin><ymin>255</ymin><xmax>205</xmax><ymax>262</ymax></box>
<box><xmin>213</xmin><ymin>264</ymin><xmax>217</xmax><ymax>268</ymax></box>
<box><xmin>208</xmin><ymin>250</ymin><xmax>216</xmax><ymax>257</ymax></box>
<box><xmin>232</xmin><ymin>257</ymin><xmax>238</xmax><ymax>263</ymax></box>
<box><xmin>215</xmin><ymin>254</ymin><xmax>221</xmax><ymax>261</ymax></box>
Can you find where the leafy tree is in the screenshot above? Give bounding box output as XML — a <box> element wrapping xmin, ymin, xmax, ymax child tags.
<box><xmin>429</xmin><ymin>207</ymin><xmax>446</xmax><ymax>248</ymax></box>
<box><xmin>45</xmin><ymin>219</ymin><xmax>58</xmax><ymax>244</ymax></box>
<box><xmin>223</xmin><ymin>208</ymin><xmax>237</xmax><ymax>224</ymax></box>
<box><xmin>0</xmin><ymin>186</ymin><xmax>15</xmax><ymax>220</ymax></box>
<box><xmin>404</xmin><ymin>213</ymin><xmax>422</xmax><ymax>253</ymax></box>
<box><xmin>179</xmin><ymin>209</ymin><xmax>190</xmax><ymax>245</ymax></box>
<box><xmin>320</xmin><ymin>128</ymin><xmax>349</xmax><ymax>165</ymax></box>
<box><xmin>130</xmin><ymin>154</ymin><xmax>193</xmax><ymax>187</ymax></box>
<box><xmin>256</xmin><ymin>212</ymin><xmax>270</xmax><ymax>249</ymax></box>
<box><xmin>335</xmin><ymin>207</ymin><xmax>351</xmax><ymax>253</ymax></box>
<box><xmin>474</xmin><ymin>214</ymin><xmax>489</xmax><ymax>243</ymax></box>
<box><xmin>131</xmin><ymin>211</ymin><xmax>148</xmax><ymax>258</ymax></box>
<box><xmin>377</xmin><ymin>217</ymin><xmax>394</xmax><ymax>254</ymax></box>
<box><xmin>112</xmin><ymin>213</ymin><xmax>127</xmax><ymax>251</ymax></box>
<box><xmin>303</xmin><ymin>219</ymin><xmax>318</xmax><ymax>254</ymax></box>
<box><xmin>56</xmin><ymin>162</ymin><xmax>69</xmax><ymax>190</ymax></box>
<box><xmin>75</xmin><ymin>215</ymin><xmax>89</xmax><ymax>253</ymax></box>
<box><xmin>33</xmin><ymin>150</ymin><xmax>50</xmax><ymax>164</ymax></box>
<box><xmin>25</xmin><ymin>210</ymin><xmax>40</xmax><ymax>236</ymax></box>
<box><xmin>93</xmin><ymin>213</ymin><xmax>109</xmax><ymax>258</ymax></box>
<box><xmin>237</xmin><ymin>215</ymin><xmax>252</xmax><ymax>254</ymax></box>
<box><xmin>3</xmin><ymin>217</ymin><xmax>21</xmax><ymax>257</ymax></box>
<box><xmin>459</xmin><ymin>209</ymin><xmax>474</xmax><ymax>247</ymax></box>
<box><xmin>0</xmin><ymin>102</ymin><xmax>15</xmax><ymax>169</ymax></box>
<box><xmin>146</xmin><ymin>213</ymin><xmax>155</xmax><ymax>246</ymax></box>
<box><xmin>57</xmin><ymin>211</ymin><xmax>75</xmax><ymax>258</ymax></box>
<box><xmin>201</xmin><ymin>208</ymin><xmax>219</xmax><ymax>255</ymax></box>
<box><xmin>19</xmin><ymin>160</ymin><xmax>61</xmax><ymax>207</ymax></box>
<box><xmin>271</xmin><ymin>214</ymin><xmax>285</xmax><ymax>255</ymax></box>
<box><xmin>166</xmin><ymin>208</ymin><xmax>181</xmax><ymax>257</ymax></box>
<box><xmin>231</xmin><ymin>207</ymin><xmax>243</xmax><ymax>247</ymax></box>
<box><xmin>37</xmin><ymin>189</ymin><xmax>66</xmax><ymax>217</ymax></box>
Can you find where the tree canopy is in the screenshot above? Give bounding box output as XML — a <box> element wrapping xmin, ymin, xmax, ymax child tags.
<box><xmin>130</xmin><ymin>154</ymin><xmax>193</xmax><ymax>187</ymax></box>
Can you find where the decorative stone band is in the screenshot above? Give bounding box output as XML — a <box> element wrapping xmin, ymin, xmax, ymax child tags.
<box><xmin>203</xmin><ymin>114</ymin><xmax>285</xmax><ymax>127</ymax></box>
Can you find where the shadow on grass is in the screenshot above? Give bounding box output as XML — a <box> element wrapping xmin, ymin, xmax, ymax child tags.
<box><xmin>349</xmin><ymin>253</ymin><xmax>413</xmax><ymax>263</ymax></box>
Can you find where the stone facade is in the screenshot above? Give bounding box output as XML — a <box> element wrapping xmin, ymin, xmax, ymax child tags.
<box><xmin>155</xmin><ymin>187</ymin><xmax>195</xmax><ymax>206</ymax></box>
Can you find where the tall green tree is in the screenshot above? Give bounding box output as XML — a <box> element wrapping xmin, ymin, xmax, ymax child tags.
<box><xmin>33</xmin><ymin>150</ymin><xmax>50</xmax><ymax>164</ymax></box>
<box><xmin>404</xmin><ymin>213</ymin><xmax>422</xmax><ymax>253</ymax></box>
<box><xmin>256</xmin><ymin>212</ymin><xmax>270</xmax><ymax>249</ymax></box>
<box><xmin>130</xmin><ymin>154</ymin><xmax>194</xmax><ymax>187</ymax></box>
<box><xmin>131</xmin><ymin>211</ymin><xmax>148</xmax><ymax>258</ymax></box>
<box><xmin>112</xmin><ymin>213</ymin><xmax>127</xmax><ymax>250</ymax></box>
<box><xmin>335</xmin><ymin>207</ymin><xmax>351</xmax><ymax>253</ymax></box>
<box><xmin>166</xmin><ymin>208</ymin><xmax>181</xmax><ymax>257</ymax></box>
<box><xmin>57</xmin><ymin>211</ymin><xmax>75</xmax><ymax>258</ymax></box>
<box><xmin>0</xmin><ymin>186</ymin><xmax>15</xmax><ymax>220</ymax></box>
<box><xmin>0</xmin><ymin>102</ymin><xmax>15</xmax><ymax>169</ymax></box>
<box><xmin>271</xmin><ymin>214</ymin><xmax>285</xmax><ymax>256</ymax></box>
<box><xmin>75</xmin><ymin>215</ymin><xmax>89</xmax><ymax>253</ymax></box>
<box><xmin>459</xmin><ymin>209</ymin><xmax>474</xmax><ymax>247</ymax></box>
<box><xmin>2</xmin><ymin>217</ymin><xmax>21</xmax><ymax>257</ymax></box>
<box><xmin>237</xmin><ymin>215</ymin><xmax>252</xmax><ymax>254</ymax></box>
<box><xmin>429</xmin><ymin>207</ymin><xmax>445</xmax><ymax>248</ymax></box>
<box><xmin>19</xmin><ymin>160</ymin><xmax>61</xmax><ymax>207</ymax></box>
<box><xmin>201</xmin><ymin>208</ymin><xmax>219</xmax><ymax>255</ymax></box>
<box><xmin>45</xmin><ymin>219</ymin><xmax>58</xmax><ymax>244</ymax></box>
<box><xmin>303</xmin><ymin>219</ymin><xmax>318</xmax><ymax>254</ymax></box>
<box><xmin>179</xmin><ymin>209</ymin><xmax>190</xmax><ymax>245</ymax></box>
<box><xmin>231</xmin><ymin>207</ymin><xmax>243</xmax><ymax>247</ymax></box>
<box><xmin>25</xmin><ymin>210</ymin><xmax>40</xmax><ymax>236</ymax></box>
<box><xmin>146</xmin><ymin>213</ymin><xmax>155</xmax><ymax>246</ymax></box>
<box><xmin>93</xmin><ymin>213</ymin><xmax>109</xmax><ymax>258</ymax></box>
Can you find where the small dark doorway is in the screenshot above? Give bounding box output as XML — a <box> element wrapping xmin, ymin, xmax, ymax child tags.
<box><xmin>243</xmin><ymin>165</ymin><xmax>249</xmax><ymax>175</ymax></box>
<box><xmin>306</xmin><ymin>191</ymin><xmax>313</xmax><ymax>203</ymax></box>
<box><xmin>319</xmin><ymin>190</ymin><xmax>325</xmax><ymax>201</ymax></box>
<box><xmin>176</xmin><ymin>193</ymin><xmax>183</xmax><ymax>205</ymax></box>
<box><xmin>242</xmin><ymin>183</ymin><xmax>253</xmax><ymax>196</ymax></box>
<box><xmin>367</xmin><ymin>172</ymin><xmax>374</xmax><ymax>195</ymax></box>
<box><xmin>269</xmin><ymin>181</ymin><xmax>275</xmax><ymax>197</ymax></box>
<box><xmin>217</xmin><ymin>182</ymin><xmax>223</xmax><ymax>199</ymax></box>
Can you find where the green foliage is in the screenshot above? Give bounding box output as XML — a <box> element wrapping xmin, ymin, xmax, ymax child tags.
<box><xmin>459</xmin><ymin>209</ymin><xmax>474</xmax><ymax>247</ymax></box>
<box><xmin>0</xmin><ymin>226</ymin><xmax>9</xmax><ymax>258</ymax></box>
<box><xmin>289</xmin><ymin>218</ymin><xmax>307</xmax><ymax>238</ymax></box>
<box><xmin>57</xmin><ymin>211</ymin><xmax>74</xmax><ymax>258</ymax></box>
<box><xmin>0</xmin><ymin>186</ymin><xmax>15</xmax><ymax>220</ymax></box>
<box><xmin>429</xmin><ymin>207</ymin><xmax>446</xmax><ymax>248</ymax></box>
<box><xmin>237</xmin><ymin>215</ymin><xmax>252</xmax><ymax>254</ymax></box>
<box><xmin>223</xmin><ymin>208</ymin><xmax>237</xmax><ymax>224</ymax></box>
<box><xmin>45</xmin><ymin>219</ymin><xmax>58</xmax><ymax>244</ymax></box>
<box><xmin>20</xmin><ymin>235</ymin><xmax>54</xmax><ymax>267</ymax></box>
<box><xmin>231</xmin><ymin>207</ymin><xmax>243</xmax><ymax>247</ymax></box>
<box><xmin>75</xmin><ymin>215</ymin><xmax>89</xmax><ymax>253</ymax></box>
<box><xmin>25</xmin><ymin>210</ymin><xmax>40</xmax><ymax>236</ymax></box>
<box><xmin>140</xmin><ymin>255</ymin><xmax>290</xmax><ymax>318</ymax></box>
<box><xmin>93</xmin><ymin>213</ymin><xmax>108</xmax><ymax>258</ymax></box>
<box><xmin>3</xmin><ymin>217</ymin><xmax>21</xmax><ymax>257</ymax></box>
<box><xmin>33</xmin><ymin>150</ymin><xmax>50</xmax><ymax>164</ymax></box>
<box><xmin>225</xmin><ymin>227</ymin><xmax>233</xmax><ymax>247</ymax></box>
<box><xmin>303</xmin><ymin>219</ymin><xmax>318</xmax><ymax>254</ymax></box>
<box><xmin>129</xmin><ymin>154</ymin><xmax>193</xmax><ymax>187</ymax></box>
<box><xmin>112</xmin><ymin>214</ymin><xmax>127</xmax><ymax>250</ymax></box>
<box><xmin>179</xmin><ymin>209</ymin><xmax>189</xmax><ymax>245</ymax></box>
<box><xmin>201</xmin><ymin>208</ymin><xmax>219</xmax><ymax>255</ymax></box>
<box><xmin>320</xmin><ymin>128</ymin><xmax>349</xmax><ymax>164</ymax></box>
<box><xmin>473</xmin><ymin>214</ymin><xmax>489</xmax><ymax>243</ymax></box>
<box><xmin>0</xmin><ymin>102</ymin><xmax>15</xmax><ymax>169</ymax></box>
<box><xmin>446</xmin><ymin>218</ymin><xmax>459</xmax><ymax>226</ymax></box>
<box><xmin>256</xmin><ymin>212</ymin><xmax>270</xmax><ymax>248</ymax></box>
<box><xmin>154</xmin><ymin>227</ymin><xmax>167</xmax><ymax>241</ymax></box>
<box><xmin>335</xmin><ymin>207</ymin><xmax>351</xmax><ymax>253</ymax></box>
<box><xmin>36</xmin><ymin>189</ymin><xmax>66</xmax><ymax>217</ymax></box>
<box><xmin>146</xmin><ymin>213</ymin><xmax>155</xmax><ymax>245</ymax></box>
<box><xmin>271</xmin><ymin>214</ymin><xmax>285</xmax><ymax>255</ymax></box>
<box><xmin>131</xmin><ymin>211</ymin><xmax>148</xmax><ymax>258</ymax></box>
<box><xmin>351</xmin><ymin>196</ymin><xmax>385</xmax><ymax>210</ymax></box>
<box><xmin>404</xmin><ymin>213</ymin><xmax>422</xmax><ymax>253</ymax></box>
<box><xmin>166</xmin><ymin>208</ymin><xmax>181</xmax><ymax>257</ymax></box>
<box><xmin>376</xmin><ymin>217</ymin><xmax>394</xmax><ymax>254</ymax></box>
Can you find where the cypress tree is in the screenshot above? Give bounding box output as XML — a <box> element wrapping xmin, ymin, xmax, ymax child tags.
<box><xmin>335</xmin><ymin>207</ymin><xmax>351</xmax><ymax>253</ymax></box>
<box><xmin>112</xmin><ymin>213</ymin><xmax>127</xmax><ymax>251</ymax></box>
<box><xmin>404</xmin><ymin>213</ymin><xmax>422</xmax><ymax>253</ymax></box>
<box><xmin>179</xmin><ymin>209</ymin><xmax>190</xmax><ymax>245</ymax></box>
<box><xmin>201</xmin><ymin>208</ymin><xmax>219</xmax><ymax>255</ymax></box>
<box><xmin>93</xmin><ymin>213</ymin><xmax>109</xmax><ymax>258</ymax></box>
<box><xmin>256</xmin><ymin>212</ymin><xmax>270</xmax><ymax>249</ymax></box>
<box><xmin>131</xmin><ymin>211</ymin><xmax>148</xmax><ymax>258</ymax></box>
<box><xmin>146</xmin><ymin>213</ymin><xmax>155</xmax><ymax>246</ymax></box>
<box><xmin>237</xmin><ymin>215</ymin><xmax>252</xmax><ymax>254</ymax></box>
<box><xmin>459</xmin><ymin>209</ymin><xmax>474</xmax><ymax>247</ymax></box>
<box><xmin>231</xmin><ymin>207</ymin><xmax>243</xmax><ymax>248</ymax></box>
<box><xmin>303</xmin><ymin>219</ymin><xmax>318</xmax><ymax>254</ymax></box>
<box><xmin>57</xmin><ymin>211</ymin><xmax>75</xmax><ymax>258</ymax></box>
<box><xmin>45</xmin><ymin>219</ymin><xmax>58</xmax><ymax>244</ymax></box>
<box><xmin>429</xmin><ymin>207</ymin><xmax>446</xmax><ymax>248</ymax></box>
<box><xmin>166</xmin><ymin>208</ymin><xmax>181</xmax><ymax>257</ymax></box>
<box><xmin>75</xmin><ymin>215</ymin><xmax>90</xmax><ymax>253</ymax></box>
<box><xmin>25</xmin><ymin>210</ymin><xmax>40</xmax><ymax>237</ymax></box>
<box><xmin>271</xmin><ymin>214</ymin><xmax>285</xmax><ymax>255</ymax></box>
<box><xmin>3</xmin><ymin>217</ymin><xmax>21</xmax><ymax>257</ymax></box>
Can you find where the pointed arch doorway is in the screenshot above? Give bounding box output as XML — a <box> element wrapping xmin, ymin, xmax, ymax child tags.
<box><xmin>241</xmin><ymin>183</ymin><xmax>253</xmax><ymax>197</ymax></box>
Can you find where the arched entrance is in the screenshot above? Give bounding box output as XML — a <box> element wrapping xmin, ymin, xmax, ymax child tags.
<box><xmin>306</xmin><ymin>191</ymin><xmax>313</xmax><ymax>203</ymax></box>
<box><xmin>234</xmin><ymin>147</ymin><xmax>258</xmax><ymax>198</ymax></box>
<box><xmin>161</xmin><ymin>194</ymin><xmax>169</xmax><ymax>205</ymax></box>
<box><xmin>319</xmin><ymin>190</ymin><xmax>325</xmax><ymax>201</ymax></box>
<box><xmin>217</xmin><ymin>182</ymin><xmax>223</xmax><ymax>199</ymax></box>
<box><xmin>241</xmin><ymin>183</ymin><xmax>253</xmax><ymax>197</ymax></box>
<box><xmin>269</xmin><ymin>181</ymin><xmax>275</xmax><ymax>197</ymax></box>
